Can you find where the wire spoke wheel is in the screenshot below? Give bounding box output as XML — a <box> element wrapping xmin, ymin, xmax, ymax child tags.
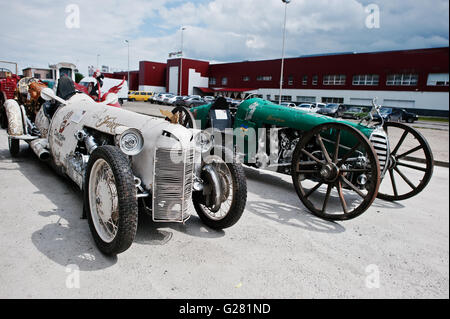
<box><xmin>291</xmin><ymin>123</ymin><xmax>380</xmax><ymax>221</ymax></box>
<box><xmin>89</xmin><ymin>159</ymin><xmax>119</xmax><ymax>243</ymax></box>
<box><xmin>377</xmin><ymin>122</ymin><xmax>434</xmax><ymax>201</ymax></box>
<box><xmin>171</xmin><ymin>106</ymin><xmax>197</xmax><ymax>129</ymax></box>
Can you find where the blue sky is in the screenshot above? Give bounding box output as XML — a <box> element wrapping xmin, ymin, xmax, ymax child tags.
<box><xmin>0</xmin><ymin>0</ymin><xmax>448</xmax><ymax>76</ymax></box>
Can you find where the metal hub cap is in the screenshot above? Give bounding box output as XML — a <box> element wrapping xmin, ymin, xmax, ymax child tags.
<box><xmin>89</xmin><ymin>159</ymin><xmax>119</xmax><ymax>243</ymax></box>
<box><xmin>320</xmin><ymin>163</ymin><xmax>339</xmax><ymax>182</ymax></box>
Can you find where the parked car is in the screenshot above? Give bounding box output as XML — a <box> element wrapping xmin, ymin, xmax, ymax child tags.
<box><xmin>373</xmin><ymin>107</ymin><xmax>419</xmax><ymax>123</ymax></box>
<box><xmin>341</xmin><ymin>106</ymin><xmax>370</xmax><ymax>120</ymax></box>
<box><xmin>203</xmin><ymin>96</ymin><xmax>215</xmax><ymax>103</ymax></box>
<box><xmin>295</xmin><ymin>103</ymin><xmax>323</xmax><ymax>113</ymax></box>
<box><xmin>173</xmin><ymin>96</ymin><xmax>190</xmax><ymax>106</ymax></box>
<box><xmin>128</xmin><ymin>91</ymin><xmax>153</xmax><ymax>102</ymax></box>
<box><xmin>316</xmin><ymin>103</ymin><xmax>346</xmax><ymax>118</ymax></box>
<box><xmin>4</xmin><ymin>80</ymin><xmax>247</xmax><ymax>255</ymax></box>
<box><xmin>281</xmin><ymin>102</ymin><xmax>297</xmax><ymax>108</ymax></box>
<box><xmin>162</xmin><ymin>93</ymin><xmax>175</xmax><ymax>105</ymax></box>
<box><xmin>166</xmin><ymin>95</ymin><xmax>185</xmax><ymax>105</ymax></box>
<box><xmin>154</xmin><ymin>93</ymin><xmax>173</xmax><ymax>104</ymax></box>
<box><xmin>183</xmin><ymin>96</ymin><xmax>206</xmax><ymax>107</ymax></box>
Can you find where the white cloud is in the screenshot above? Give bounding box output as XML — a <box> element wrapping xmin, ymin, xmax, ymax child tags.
<box><xmin>0</xmin><ymin>0</ymin><xmax>448</xmax><ymax>76</ymax></box>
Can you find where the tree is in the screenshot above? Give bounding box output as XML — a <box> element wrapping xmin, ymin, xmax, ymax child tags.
<box><xmin>75</xmin><ymin>72</ymin><xmax>84</xmax><ymax>83</ymax></box>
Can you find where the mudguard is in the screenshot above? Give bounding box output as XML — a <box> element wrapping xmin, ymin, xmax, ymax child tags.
<box><xmin>4</xmin><ymin>99</ymin><xmax>24</xmax><ymax>136</ymax></box>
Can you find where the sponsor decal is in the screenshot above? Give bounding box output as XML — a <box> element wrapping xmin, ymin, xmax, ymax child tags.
<box><xmin>59</xmin><ymin>111</ymin><xmax>74</xmax><ymax>133</ymax></box>
<box><xmin>95</xmin><ymin>115</ymin><xmax>123</xmax><ymax>133</ymax></box>
<box><xmin>266</xmin><ymin>115</ymin><xmax>285</xmax><ymax>123</ymax></box>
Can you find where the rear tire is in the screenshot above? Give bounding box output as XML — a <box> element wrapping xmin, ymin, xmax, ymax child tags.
<box><xmin>84</xmin><ymin>145</ymin><xmax>138</xmax><ymax>255</ymax></box>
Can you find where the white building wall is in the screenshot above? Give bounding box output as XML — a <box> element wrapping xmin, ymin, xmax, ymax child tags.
<box><xmin>188</xmin><ymin>68</ymin><xmax>209</xmax><ymax>96</ymax></box>
<box><xmin>258</xmin><ymin>88</ymin><xmax>449</xmax><ymax>111</ymax></box>
<box><xmin>168</xmin><ymin>66</ymin><xmax>179</xmax><ymax>94</ymax></box>
<box><xmin>138</xmin><ymin>85</ymin><xmax>166</xmax><ymax>93</ymax></box>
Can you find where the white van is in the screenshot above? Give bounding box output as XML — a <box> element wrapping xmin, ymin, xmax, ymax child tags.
<box><xmin>79</xmin><ymin>76</ymin><xmax>129</xmax><ymax>105</ymax></box>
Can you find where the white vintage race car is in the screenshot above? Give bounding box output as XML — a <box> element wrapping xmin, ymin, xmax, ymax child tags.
<box><xmin>4</xmin><ymin>79</ymin><xmax>247</xmax><ymax>255</ymax></box>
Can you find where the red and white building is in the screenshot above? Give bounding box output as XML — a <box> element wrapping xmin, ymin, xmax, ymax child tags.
<box><xmin>107</xmin><ymin>47</ymin><xmax>449</xmax><ymax>116</ymax></box>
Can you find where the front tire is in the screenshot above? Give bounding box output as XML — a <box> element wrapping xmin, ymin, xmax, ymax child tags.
<box><xmin>8</xmin><ymin>136</ymin><xmax>20</xmax><ymax>157</ymax></box>
<box><xmin>84</xmin><ymin>146</ymin><xmax>138</xmax><ymax>255</ymax></box>
<box><xmin>193</xmin><ymin>146</ymin><xmax>247</xmax><ymax>229</ymax></box>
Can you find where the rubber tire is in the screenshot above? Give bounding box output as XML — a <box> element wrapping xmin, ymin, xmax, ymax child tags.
<box><xmin>0</xmin><ymin>108</ymin><xmax>6</xmax><ymax>129</ymax></box>
<box><xmin>406</xmin><ymin>118</ymin><xmax>413</xmax><ymax>123</ymax></box>
<box><xmin>84</xmin><ymin>145</ymin><xmax>138</xmax><ymax>255</ymax></box>
<box><xmin>8</xmin><ymin>137</ymin><xmax>19</xmax><ymax>157</ymax></box>
<box><xmin>193</xmin><ymin>146</ymin><xmax>247</xmax><ymax>229</ymax></box>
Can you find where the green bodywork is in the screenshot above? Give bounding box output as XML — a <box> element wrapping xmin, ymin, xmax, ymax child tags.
<box><xmin>191</xmin><ymin>98</ymin><xmax>375</xmax><ymax>161</ymax></box>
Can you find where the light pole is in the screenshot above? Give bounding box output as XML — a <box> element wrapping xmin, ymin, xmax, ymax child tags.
<box><xmin>180</xmin><ymin>27</ymin><xmax>186</xmax><ymax>96</ymax></box>
<box><xmin>279</xmin><ymin>0</ymin><xmax>290</xmax><ymax>105</ymax></box>
<box><xmin>125</xmin><ymin>40</ymin><xmax>130</xmax><ymax>89</ymax></box>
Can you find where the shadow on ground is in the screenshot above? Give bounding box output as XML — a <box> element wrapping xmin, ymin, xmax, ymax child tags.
<box><xmin>3</xmin><ymin>144</ymin><xmax>224</xmax><ymax>270</ymax></box>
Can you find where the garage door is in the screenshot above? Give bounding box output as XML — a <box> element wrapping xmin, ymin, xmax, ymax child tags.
<box><xmin>383</xmin><ymin>99</ymin><xmax>415</xmax><ymax>108</ymax></box>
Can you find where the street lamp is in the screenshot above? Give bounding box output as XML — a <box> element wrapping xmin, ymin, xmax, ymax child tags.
<box><xmin>279</xmin><ymin>0</ymin><xmax>290</xmax><ymax>105</ymax></box>
<box><xmin>125</xmin><ymin>40</ymin><xmax>130</xmax><ymax>89</ymax></box>
<box><xmin>179</xmin><ymin>27</ymin><xmax>186</xmax><ymax>96</ymax></box>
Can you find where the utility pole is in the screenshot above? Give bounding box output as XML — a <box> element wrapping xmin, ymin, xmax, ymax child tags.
<box><xmin>125</xmin><ymin>40</ymin><xmax>130</xmax><ymax>89</ymax></box>
<box><xmin>279</xmin><ymin>0</ymin><xmax>290</xmax><ymax>105</ymax></box>
<box><xmin>180</xmin><ymin>27</ymin><xmax>186</xmax><ymax>95</ymax></box>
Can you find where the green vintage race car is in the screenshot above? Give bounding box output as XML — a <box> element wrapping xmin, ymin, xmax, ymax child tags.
<box><xmin>170</xmin><ymin>97</ymin><xmax>433</xmax><ymax>221</ymax></box>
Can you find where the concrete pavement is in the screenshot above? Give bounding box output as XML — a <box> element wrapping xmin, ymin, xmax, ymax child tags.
<box><xmin>0</xmin><ymin>128</ymin><xmax>448</xmax><ymax>298</ymax></box>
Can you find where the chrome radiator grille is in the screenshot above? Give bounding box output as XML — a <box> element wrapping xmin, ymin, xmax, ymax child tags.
<box><xmin>152</xmin><ymin>147</ymin><xmax>195</xmax><ymax>222</ymax></box>
<box><xmin>369</xmin><ymin>129</ymin><xmax>390</xmax><ymax>178</ymax></box>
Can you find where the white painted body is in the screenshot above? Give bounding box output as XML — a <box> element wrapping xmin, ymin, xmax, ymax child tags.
<box><xmin>37</xmin><ymin>93</ymin><xmax>195</xmax><ymax>190</ymax></box>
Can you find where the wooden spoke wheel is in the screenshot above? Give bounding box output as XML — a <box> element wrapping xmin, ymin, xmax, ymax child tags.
<box><xmin>170</xmin><ymin>106</ymin><xmax>197</xmax><ymax>129</ymax></box>
<box><xmin>291</xmin><ymin>123</ymin><xmax>381</xmax><ymax>221</ymax></box>
<box><xmin>377</xmin><ymin>122</ymin><xmax>434</xmax><ymax>201</ymax></box>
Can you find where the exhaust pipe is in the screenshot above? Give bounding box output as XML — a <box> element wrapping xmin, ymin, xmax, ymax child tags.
<box><xmin>30</xmin><ymin>138</ymin><xmax>50</xmax><ymax>161</ymax></box>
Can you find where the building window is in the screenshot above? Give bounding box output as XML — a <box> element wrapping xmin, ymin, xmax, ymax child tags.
<box><xmin>243</xmin><ymin>76</ymin><xmax>250</xmax><ymax>82</ymax></box>
<box><xmin>427</xmin><ymin>73</ymin><xmax>449</xmax><ymax>86</ymax></box>
<box><xmin>288</xmin><ymin>75</ymin><xmax>294</xmax><ymax>85</ymax></box>
<box><xmin>323</xmin><ymin>75</ymin><xmax>346</xmax><ymax>85</ymax></box>
<box><xmin>257</xmin><ymin>75</ymin><xmax>272</xmax><ymax>81</ymax></box>
<box><xmin>297</xmin><ymin>96</ymin><xmax>316</xmax><ymax>103</ymax></box>
<box><xmin>209</xmin><ymin>77</ymin><xmax>216</xmax><ymax>85</ymax></box>
<box><xmin>221</xmin><ymin>77</ymin><xmax>228</xmax><ymax>85</ymax></box>
<box><xmin>302</xmin><ymin>75</ymin><xmax>308</xmax><ymax>85</ymax></box>
<box><xmin>34</xmin><ymin>73</ymin><xmax>41</xmax><ymax>79</ymax></box>
<box><xmin>386</xmin><ymin>73</ymin><xmax>418</xmax><ymax>86</ymax></box>
<box><xmin>266</xmin><ymin>95</ymin><xmax>271</xmax><ymax>100</ymax></box>
<box><xmin>322</xmin><ymin>97</ymin><xmax>344</xmax><ymax>104</ymax></box>
<box><xmin>353</xmin><ymin>74</ymin><xmax>379</xmax><ymax>86</ymax></box>
<box><xmin>312</xmin><ymin>75</ymin><xmax>318</xmax><ymax>85</ymax></box>
<box><xmin>275</xmin><ymin>95</ymin><xmax>292</xmax><ymax>102</ymax></box>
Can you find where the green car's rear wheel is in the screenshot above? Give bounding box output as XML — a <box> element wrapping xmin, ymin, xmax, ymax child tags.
<box><xmin>291</xmin><ymin>123</ymin><xmax>380</xmax><ymax>221</ymax></box>
<box><xmin>377</xmin><ymin>122</ymin><xmax>433</xmax><ymax>201</ymax></box>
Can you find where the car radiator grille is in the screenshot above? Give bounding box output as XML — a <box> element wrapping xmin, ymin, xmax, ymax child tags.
<box><xmin>153</xmin><ymin>147</ymin><xmax>195</xmax><ymax>222</ymax></box>
<box><xmin>369</xmin><ymin>130</ymin><xmax>390</xmax><ymax>178</ymax></box>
